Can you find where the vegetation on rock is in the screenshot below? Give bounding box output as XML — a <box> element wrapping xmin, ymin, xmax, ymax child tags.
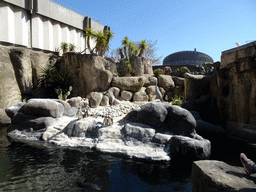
<box><xmin>38</xmin><ymin>66</ymin><xmax>73</xmax><ymax>98</ymax></box>
<box><xmin>154</xmin><ymin>69</ymin><xmax>164</xmax><ymax>77</ymax></box>
<box><xmin>171</xmin><ymin>95</ymin><xmax>183</xmax><ymax>107</ymax></box>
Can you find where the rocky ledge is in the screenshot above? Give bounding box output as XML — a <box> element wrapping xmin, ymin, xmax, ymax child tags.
<box><xmin>5</xmin><ymin>98</ymin><xmax>211</xmax><ymax>162</ymax></box>
<box><xmin>192</xmin><ymin>160</ymin><xmax>256</xmax><ymax>192</ymax></box>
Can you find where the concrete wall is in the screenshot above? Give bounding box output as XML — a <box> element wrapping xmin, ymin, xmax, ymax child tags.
<box><xmin>0</xmin><ymin>0</ymin><xmax>107</xmax><ymax>53</ymax></box>
<box><xmin>221</xmin><ymin>41</ymin><xmax>256</xmax><ymax>68</ymax></box>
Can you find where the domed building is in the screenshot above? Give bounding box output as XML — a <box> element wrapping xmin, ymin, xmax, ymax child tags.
<box><xmin>163</xmin><ymin>49</ymin><xmax>214</xmax><ymax>67</ymax></box>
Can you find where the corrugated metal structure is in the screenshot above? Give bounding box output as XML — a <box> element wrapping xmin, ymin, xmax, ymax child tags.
<box><xmin>163</xmin><ymin>49</ymin><xmax>214</xmax><ymax>67</ymax></box>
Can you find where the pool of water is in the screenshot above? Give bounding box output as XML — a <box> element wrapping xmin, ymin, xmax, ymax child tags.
<box><xmin>0</xmin><ymin>126</ymin><xmax>255</xmax><ymax>192</ymax></box>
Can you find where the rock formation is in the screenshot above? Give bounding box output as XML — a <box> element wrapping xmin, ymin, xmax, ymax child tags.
<box><xmin>192</xmin><ymin>160</ymin><xmax>256</xmax><ymax>192</ymax></box>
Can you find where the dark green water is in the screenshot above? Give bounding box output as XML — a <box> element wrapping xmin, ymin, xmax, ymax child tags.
<box><xmin>0</xmin><ymin>126</ymin><xmax>255</xmax><ymax>192</ymax></box>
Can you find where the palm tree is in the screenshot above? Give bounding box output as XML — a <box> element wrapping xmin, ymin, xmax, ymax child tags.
<box><xmin>69</xmin><ymin>43</ymin><xmax>76</xmax><ymax>52</ymax></box>
<box><xmin>94</xmin><ymin>31</ymin><xmax>107</xmax><ymax>56</ymax></box>
<box><xmin>117</xmin><ymin>48</ymin><xmax>124</xmax><ymax>59</ymax></box>
<box><xmin>138</xmin><ymin>40</ymin><xmax>147</xmax><ymax>57</ymax></box>
<box><xmin>60</xmin><ymin>42</ymin><xmax>68</xmax><ymax>53</ymax></box>
<box><xmin>102</xmin><ymin>30</ymin><xmax>114</xmax><ymax>56</ymax></box>
<box><xmin>122</xmin><ymin>36</ymin><xmax>129</xmax><ymax>59</ymax></box>
<box><xmin>83</xmin><ymin>27</ymin><xmax>96</xmax><ymax>54</ymax></box>
<box><xmin>128</xmin><ymin>41</ymin><xmax>136</xmax><ymax>59</ymax></box>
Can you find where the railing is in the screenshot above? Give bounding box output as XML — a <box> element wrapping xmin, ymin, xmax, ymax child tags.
<box><xmin>50</xmin><ymin>0</ymin><xmax>101</xmax><ymax>23</ymax></box>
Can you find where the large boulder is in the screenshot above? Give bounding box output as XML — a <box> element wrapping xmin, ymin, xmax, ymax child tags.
<box><xmin>133</xmin><ymin>87</ymin><xmax>148</xmax><ymax>102</ymax></box>
<box><xmin>0</xmin><ymin>45</ymin><xmax>22</xmax><ymax>110</ymax></box>
<box><xmin>9</xmin><ymin>48</ymin><xmax>33</xmax><ymax>95</ymax></box>
<box><xmin>89</xmin><ymin>92</ymin><xmax>103</xmax><ymax>108</ymax></box>
<box><xmin>23</xmin><ymin>99</ymin><xmax>64</xmax><ymax>118</ymax></box>
<box><xmin>112</xmin><ymin>76</ymin><xmax>144</xmax><ymax>92</ymax></box>
<box><xmin>168</xmin><ymin>135</ymin><xmax>211</xmax><ymax>160</ymax></box>
<box><xmin>158</xmin><ymin>75</ymin><xmax>175</xmax><ymax>92</ymax></box>
<box><xmin>192</xmin><ymin>160</ymin><xmax>256</xmax><ymax>192</ymax></box>
<box><xmin>130</xmin><ymin>56</ymin><xmax>153</xmax><ymax>75</ymax></box>
<box><xmin>162</xmin><ymin>104</ymin><xmax>196</xmax><ymax>137</ymax></box>
<box><xmin>124</xmin><ymin>102</ymin><xmax>196</xmax><ymax>137</ymax></box>
<box><xmin>136</xmin><ymin>102</ymin><xmax>168</xmax><ymax>128</ymax></box>
<box><xmin>184</xmin><ymin>73</ymin><xmax>210</xmax><ymax>100</ymax></box>
<box><xmin>58</xmin><ymin>53</ymin><xmax>113</xmax><ymax>97</ymax></box>
<box><xmin>209</xmin><ymin>57</ymin><xmax>256</xmax><ymax>142</ymax></box>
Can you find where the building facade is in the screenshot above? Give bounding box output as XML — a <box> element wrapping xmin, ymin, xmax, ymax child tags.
<box><xmin>0</xmin><ymin>0</ymin><xmax>109</xmax><ymax>53</ymax></box>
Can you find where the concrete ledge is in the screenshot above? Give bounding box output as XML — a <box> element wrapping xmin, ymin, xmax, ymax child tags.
<box><xmin>221</xmin><ymin>41</ymin><xmax>256</xmax><ymax>68</ymax></box>
<box><xmin>192</xmin><ymin>160</ymin><xmax>256</xmax><ymax>192</ymax></box>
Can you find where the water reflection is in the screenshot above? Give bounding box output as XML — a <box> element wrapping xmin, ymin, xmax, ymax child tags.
<box><xmin>0</xmin><ymin>126</ymin><xmax>192</xmax><ymax>191</ymax></box>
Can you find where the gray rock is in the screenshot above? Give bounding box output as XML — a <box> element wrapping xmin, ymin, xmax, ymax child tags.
<box><xmin>23</xmin><ymin>116</ymin><xmax>58</xmax><ymax>130</ymax></box>
<box><xmin>162</xmin><ymin>104</ymin><xmax>196</xmax><ymax>137</ymax></box>
<box><xmin>89</xmin><ymin>92</ymin><xmax>103</xmax><ymax>108</ymax></box>
<box><xmin>121</xmin><ymin>122</ymin><xmax>156</xmax><ymax>143</ymax></box>
<box><xmin>53</xmin><ymin>99</ymin><xmax>77</xmax><ymax>117</ymax></box>
<box><xmin>121</xmin><ymin>90</ymin><xmax>133</xmax><ymax>101</ymax></box>
<box><xmin>142</xmin><ymin>75</ymin><xmax>157</xmax><ymax>87</ymax></box>
<box><xmin>108</xmin><ymin>87</ymin><xmax>120</xmax><ymax>98</ymax></box>
<box><xmin>158</xmin><ymin>75</ymin><xmax>175</xmax><ymax>92</ymax></box>
<box><xmin>168</xmin><ymin>135</ymin><xmax>211</xmax><ymax>160</ymax></box>
<box><xmin>152</xmin><ymin>133</ymin><xmax>172</xmax><ymax>144</ymax></box>
<box><xmin>100</xmin><ymin>95</ymin><xmax>109</xmax><ymax>106</ymax></box>
<box><xmin>11</xmin><ymin>112</ymin><xmax>26</xmax><ymax>125</ymax></box>
<box><xmin>112</xmin><ymin>98</ymin><xmax>121</xmax><ymax>105</ymax></box>
<box><xmin>192</xmin><ymin>160</ymin><xmax>256</xmax><ymax>192</ymax></box>
<box><xmin>184</xmin><ymin>73</ymin><xmax>210</xmax><ymax>100</ymax></box>
<box><xmin>63</xmin><ymin>118</ymin><xmax>99</xmax><ymax>137</ymax></box>
<box><xmin>24</xmin><ymin>99</ymin><xmax>64</xmax><ymax>118</ymax></box>
<box><xmin>64</xmin><ymin>107</ymin><xmax>77</xmax><ymax>117</ymax></box>
<box><xmin>172</xmin><ymin>76</ymin><xmax>184</xmax><ymax>88</ymax></box>
<box><xmin>133</xmin><ymin>87</ymin><xmax>149</xmax><ymax>102</ymax></box>
<box><xmin>112</xmin><ymin>76</ymin><xmax>145</xmax><ymax>92</ymax></box>
<box><xmin>196</xmin><ymin>119</ymin><xmax>226</xmax><ymax>134</ymax></box>
<box><xmin>130</xmin><ymin>56</ymin><xmax>153</xmax><ymax>75</ymax></box>
<box><xmin>163</xmin><ymin>66</ymin><xmax>172</xmax><ymax>75</ymax></box>
<box><xmin>136</xmin><ymin>102</ymin><xmax>168</xmax><ymax>128</ymax></box>
<box><xmin>67</xmin><ymin>96</ymin><xmax>82</xmax><ymax>108</ymax></box>
<box><xmin>5</xmin><ymin>102</ymin><xmax>26</xmax><ymax>118</ymax></box>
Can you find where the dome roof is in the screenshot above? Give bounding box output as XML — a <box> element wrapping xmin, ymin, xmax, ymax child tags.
<box><xmin>163</xmin><ymin>50</ymin><xmax>214</xmax><ymax>66</ymax></box>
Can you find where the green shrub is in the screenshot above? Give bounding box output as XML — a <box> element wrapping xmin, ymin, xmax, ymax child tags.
<box><xmin>171</xmin><ymin>95</ymin><xmax>183</xmax><ymax>107</ymax></box>
<box><xmin>38</xmin><ymin>66</ymin><xmax>73</xmax><ymax>98</ymax></box>
<box><xmin>154</xmin><ymin>69</ymin><xmax>164</xmax><ymax>77</ymax></box>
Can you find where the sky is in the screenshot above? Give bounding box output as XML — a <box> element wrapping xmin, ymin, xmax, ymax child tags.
<box><xmin>57</xmin><ymin>0</ymin><xmax>255</xmax><ymax>64</ymax></box>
